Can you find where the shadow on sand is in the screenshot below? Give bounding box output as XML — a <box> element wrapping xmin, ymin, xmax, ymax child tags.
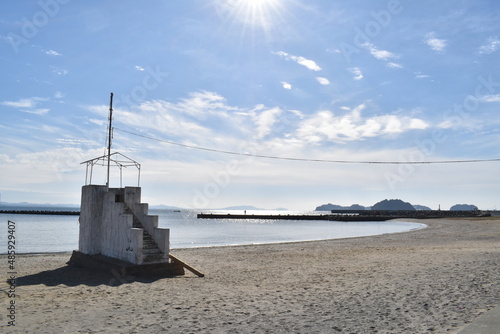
<box><xmin>13</xmin><ymin>263</ymin><xmax>182</xmax><ymax>288</ymax></box>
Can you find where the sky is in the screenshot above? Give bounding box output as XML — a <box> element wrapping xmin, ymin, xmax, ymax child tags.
<box><xmin>1</xmin><ymin>0</ymin><xmax>500</xmax><ymax>210</ymax></box>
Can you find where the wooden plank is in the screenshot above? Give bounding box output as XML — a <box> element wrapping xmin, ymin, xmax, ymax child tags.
<box><xmin>169</xmin><ymin>254</ymin><xmax>205</xmax><ymax>277</ymax></box>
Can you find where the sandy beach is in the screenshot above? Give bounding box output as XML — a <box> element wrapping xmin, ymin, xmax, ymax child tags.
<box><xmin>1</xmin><ymin>217</ymin><xmax>499</xmax><ymax>333</ymax></box>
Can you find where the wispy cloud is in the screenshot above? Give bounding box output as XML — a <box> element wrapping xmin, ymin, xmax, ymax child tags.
<box><xmin>295</xmin><ymin>104</ymin><xmax>429</xmax><ymax>143</ymax></box>
<box><xmin>0</xmin><ymin>147</ymin><xmax>104</xmax><ymax>187</ymax></box>
<box><xmin>362</xmin><ymin>43</ymin><xmax>399</xmax><ymax>61</ymax></box>
<box><xmin>315</xmin><ymin>77</ymin><xmax>330</xmax><ymax>85</ymax></box>
<box><xmin>54</xmin><ymin>91</ymin><xmax>65</xmax><ymax>99</ymax></box>
<box><xmin>2</xmin><ymin>98</ymin><xmax>39</xmax><ymax>108</ymax></box>
<box><xmin>22</xmin><ymin>108</ymin><xmax>50</xmax><ymax>115</ymax></box>
<box><xmin>425</xmin><ymin>33</ymin><xmax>447</xmax><ymax>52</ymax></box>
<box><xmin>89</xmin><ymin>118</ymin><xmax>106</xmax><ymax>126</ymax></box>
<box><xmin>409</xmin><ymin>118</ymin><xmax>429</xmax><ymax>129</ymax></box>
<box><xmin>135</xmin><ymin>65</ymin><xmax>145</xmax><ymax>71</ymax></box>
<box><xmin>252</xmin><ymin>107</ymin><xmax>283</xmax><ymax>139</ymax></box>
<box><xmin>288</xmin><ymin>109</ymin><xmax>304</xmax><ymax>118</ymax></box>
<box><xmin>386</xmin><ymin>62</ymin><xmax>403</xmax><ymax>69</ymax></box>
<box><xmin>45</xmin><ymin>49</ymin><xmax>62</xmax><ymax>56</ymax></box>
<box><xmin>177</xmin><ymin>91</ymin><xmax>237</xmax><ymax>119</ymax></box>
<box><xmin>281</xmin><ymin>81</ymin><xmax>292</xmax><ymax>90</ymax></box>
<box><xmin>50</xmin><ymin>66</ymin><xmax>68</xmax><ymax>75</ymax></box>
<box><xmin>437</xmin><ymin>120</ymin><xmax>475</xmax><ymax>130</ymax></box>
<box><xmin>86</xmin><ymin>93</ymin><xmax>433</xmax><ymax>165</ymax></box>
<box><xmin>478</xmin><ymin>36</ymin><xmax>500</xmax><ymax>55</ymax></box>
<box><xmin>56</xmin><ymin>138</ymin><xmax>97</xmax><ymax>146</ymax></box>
<box><xmin>1</xmin><ymin>97</ymin><xmax>50</xmax><ymax>115</ymax></box>
<box><xmin>480</xmin><ymin>94</ymin><xmax>500</xmax><ymax>102</ymax></box>
<box><xmin>415</xmin><ymin>71</ymin><xmax>431</xmax><ymax>79</ymax></box>
<box><xmin>273</xmin><ymin>51</ymin><xmax>322</xmax><ymax>71</ymax></box>
<box><xmin>362</xmin><ymin>43</ymin><xmax>402</xmax><ymax>69</ymax></box>
<box><xmin>348</xmin><ymin>67</ymin><xmax>363</xmax><ymax>80</ymax></box>
<box><xmin>86</xmin><ymin>91</ymin><xmax>242</xmax><ymax>146</ymax></box>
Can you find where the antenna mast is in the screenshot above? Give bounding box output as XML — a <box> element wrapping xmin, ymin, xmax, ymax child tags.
<box><xmin>106</xmin><ymin>92</ymin><xmax>114</xmax><ymax>187</ymax></box>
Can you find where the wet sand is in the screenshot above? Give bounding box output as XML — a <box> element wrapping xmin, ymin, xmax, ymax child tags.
<box><xmin>1</xmin><ymin>218</ymin><xmax>499</xmax><ymax>333</ymax></box>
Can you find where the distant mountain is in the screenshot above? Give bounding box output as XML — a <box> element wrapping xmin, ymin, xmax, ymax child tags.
<box><xmin>0</xmin><ymin>202</ymin><xmax>79</xmax><ymax>210</ymax></box>
<box><xmin>450</xmin><ymin>204</ymin><xmax>478</xmax><ymax>211</ymax></box>
<box><xmin>315</xmin><ymin>204</ymin><xmax>340</xmax><ymax>211</ymax></box>
<box><xmin>413</xmin><ymin>205</ymin><xmax>432</xmax><ymax>211</ymax></box>
<box><xmin>315</xmin><ymin>200</ymin><xmax>480</xmax><ymax>212</ymax></box>
<box><xmin>150</xmin><ymin>204</ymin><xmax>183</xmax><ymax>210</ymax></box>
<box><xmin>372</xmin><ymin>199</ymin><xmax>415</xmax><ymax>211</ymax></box>
<box><xmin>349</xmin><ymin>204</ymin><xmax>368</xmax><ymax>210</ymax></box>
<box><xmin>315</xmin><ymin>203</ymin><xmax>369</xmax><ymax>211</ymax></box>
<box><xmin>222</xmin><ymin>205</ymin><xmax>261</xmax><ymax>210</ymax></box>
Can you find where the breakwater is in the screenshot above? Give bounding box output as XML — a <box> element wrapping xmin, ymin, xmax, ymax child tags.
<box><xmin>198</xmin><ymin>210</ymin><xmax>489</xmax><ymax>221</ymax></box>
<box><xmin>197</xmin><ymin>213</ymin><xmax>392</xmax><ymax>221</ymax></box>
<box><xmin>330</xmin><ymin>210</ymin><xmax>489</xmax><ymax>219</ymax></box>
<box><xmin>0</xmin><ymin>210</ymin><xmax>80</xmax><ymax>216</ymax></box>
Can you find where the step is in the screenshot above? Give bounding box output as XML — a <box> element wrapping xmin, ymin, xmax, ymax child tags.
<box><xmin>143</xmin><ymin>249</ymin><xmax>163</xmax><ymax>255</ymax></box>
<box><xmin>123</xmin><ymin>204</ymin><xmax>165</xmax><ymax>264</ymax></box>
<box><xmin>143</xmin><ymin>243</ymin><xmax>160</xmax><ymax>250</ymax></box>
<box><xmin>143</xmin><ymin>236</ymin><xmax>155</xmax><ymax>243</ymax></box>
<box><xmin>144</xmin><ymin>244</ymin><xmax>160</xmax><ymax>249</ymax></box>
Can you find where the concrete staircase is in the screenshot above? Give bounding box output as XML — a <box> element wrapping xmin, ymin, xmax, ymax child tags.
<box><xmin>75</xmin><ymin>185</ymin><xmax>201</xmax><ymax>276</ymax></box>
<box><xmin>124</xmin><ymin>206</ymin><xmax>164</xmax><ymax>264</ymax></box>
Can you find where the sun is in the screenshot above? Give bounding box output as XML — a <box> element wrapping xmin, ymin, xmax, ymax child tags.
<box><xmin>217</xmin><ymin>0</ymin><xmax>286</xmax><ymax>32</ymax></box>
<box><xmin>243</xmin><ymin>0</ymin><xmax>280</xmax><ymax>9</ymax></box>
<box><xmin>239</xmin><ymin>0</ymin><xmax>283</xmax><ymax>29</ymax></box>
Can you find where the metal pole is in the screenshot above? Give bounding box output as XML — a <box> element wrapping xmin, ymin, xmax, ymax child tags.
<box><xmin>137</xmin><ymin>166</ymin><xmax>141</xmax><ymax>187</ymax></box>
<box><xmin>89</xmin><ymin>163</ymin><xmax>94</xmax><ymax>185</ymax></box>
<box><xmin>106</xmin><ymin>92</ymin><xmax>114</xmax><ymax>187</ymax></box>
<box><xmin>85</xmin><ymin>163</ymin><xmax>89</xmax><ymax>185</ymax></box>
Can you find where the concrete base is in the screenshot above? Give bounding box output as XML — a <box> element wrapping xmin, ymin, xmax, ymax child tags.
<box><xmin>67</xmin><ymin>251</ymin><xmax>185</xmax><ymax>277</ymax></box>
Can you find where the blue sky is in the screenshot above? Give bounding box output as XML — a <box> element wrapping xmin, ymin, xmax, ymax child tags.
<box><xmin>1</xmin><ymin>0</ymin><xmax>499</xmax><ymax>210</ymax></box>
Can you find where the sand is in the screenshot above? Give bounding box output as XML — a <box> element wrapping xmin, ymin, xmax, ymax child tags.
<box><xmin>1</xmin><ymin>218</ymin><xmax>499</xmax><ymax>333</ymax></box>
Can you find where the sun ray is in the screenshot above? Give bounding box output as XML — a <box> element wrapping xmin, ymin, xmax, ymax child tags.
<box><xmin>216</xmin><ymin>0</ymin><xmax>288</xmax><ymax>33</ymax></box>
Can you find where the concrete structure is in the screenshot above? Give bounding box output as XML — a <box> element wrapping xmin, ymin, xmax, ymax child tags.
<box><xmin>69</xmin><ymin>96</ymin><xmax>202</xmax><ymax>277</ymax></box>
<box><xmin>78</xmin><ymin>185</ymin><xmax>169</xmax><ymax>265</ymax></box>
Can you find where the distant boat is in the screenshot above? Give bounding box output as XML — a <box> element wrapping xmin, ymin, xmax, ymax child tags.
<box><xmin>173</xmin><ymin>210</ymin><xmax>181</xmax><ymax>212</ymax></box>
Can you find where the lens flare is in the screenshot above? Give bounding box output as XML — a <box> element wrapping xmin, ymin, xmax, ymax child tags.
<box><xmin>217</xmin><ymin>0</ymin><xmax>286</xmax><ymax>31</ymax></box>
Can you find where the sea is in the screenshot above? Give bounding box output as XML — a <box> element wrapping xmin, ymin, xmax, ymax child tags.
<box><xmin>0</xmin><ymin>208</ymin><xmax>426</xmax><ymax>254</ymax></box>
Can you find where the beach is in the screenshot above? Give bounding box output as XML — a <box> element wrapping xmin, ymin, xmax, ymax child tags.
<box><xmin>1</xmin><ymin>217</ymin><xmax>499</xmax><ymax>333</ymax></box>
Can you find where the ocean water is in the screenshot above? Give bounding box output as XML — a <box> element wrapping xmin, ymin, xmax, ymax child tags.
<box><xmin>0</xmin><ymin>209</ymin><xmax>426</xmax><ymax>254</ymax></box>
